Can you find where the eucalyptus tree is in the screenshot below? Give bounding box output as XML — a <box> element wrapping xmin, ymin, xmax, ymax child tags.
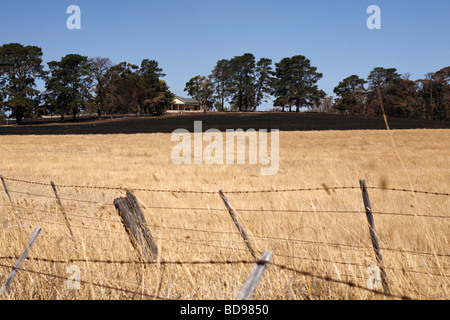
<box><xmin>88</xmin><ymin>56</ymin><xmax>112</xmax><ymax>117</ymax></box>
<box><xmin>184</xmin><ymin>75</ymin><xmax>215</xmax><ymax>110</ymax></box>
<box><xmin>211</xmin><ymin>59</ymin><xmax>232</xmax><ymax>111</ymax></box>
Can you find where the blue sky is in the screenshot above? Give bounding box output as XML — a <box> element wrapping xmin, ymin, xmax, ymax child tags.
<box><xmin>1</xmin><ymin>0</ymin><xmax>449</xmax><ymax>109</ymax></box>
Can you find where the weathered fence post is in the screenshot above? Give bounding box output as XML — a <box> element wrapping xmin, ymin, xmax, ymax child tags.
<box><xmin>236</xmin><ymin>251</ymin><xmax>273</xmax><ymax>300</ymax></box>
<box><xmin>114</xmin><ymin>190</ymin><xmax>158</xmax><ymax>263</ymax></box>
<box><xmin>0</xmin><ymin>226</ymin><xmax>42</xmax><ymax>297</ymax></box>
<box><xmin>359</xmin><ymin>179</ymin><xmax>390</xmax><ymax>296</ymax></box>
<box><xmin>0</xmin><ymin>175</ymin><xmax>15</xmax><ymax>210</ymax></box>
<box><xmin>51</xmin><ymin>181</ymin><xmax>76</xmax><ymax>244</ymax></box>
<box><xmin>219</xmin><ymin>190</ymin><xmax>257</xmax><ymax>261</ymax></box>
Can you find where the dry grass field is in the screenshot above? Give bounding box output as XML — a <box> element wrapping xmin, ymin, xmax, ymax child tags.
<box><xmin>0</xmin><ymin>128</ymin><xmax>449</xmax><ymax>300</ymax></box>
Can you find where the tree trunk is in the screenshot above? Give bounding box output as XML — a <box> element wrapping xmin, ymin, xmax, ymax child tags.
<box><xmin>429</xmin><ymin>85</ymin><xmax>433</xmax><ymax>120</ymax></box>
<box><xmin>15</xmin><ymin>107</ymin><xmax>24</xmax><ymax>125</ymax></box>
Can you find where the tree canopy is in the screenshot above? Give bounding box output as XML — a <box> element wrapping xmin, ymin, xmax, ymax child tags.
<box><xmin>1</xmin><ymin>42</ymin><xmax>448</xmax><ymax>124</ymax></box>
<box><xmin>0</xmin><ymin>43</ymin><xmax>47</xmax><ymax>124</ymax></box>
<box><xmin>334</xmin><ymin>67</ymin><xmax>450</xmax><ymax>120</ymax></box>
<box><xmin>45</xmin><ymin>54</ymin><xmax>92</xmax><ymax>121</ymax></box>
<box><xmin>272</xmin><ymin>55</ymin><xmax>323</xmax><ymax>112</ymax></box>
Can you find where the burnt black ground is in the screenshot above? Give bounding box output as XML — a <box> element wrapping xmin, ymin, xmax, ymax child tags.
<box><xmin>1</xmin><ymin>112</ymin><xmax>449</xmax><ymax>135</ymax></box>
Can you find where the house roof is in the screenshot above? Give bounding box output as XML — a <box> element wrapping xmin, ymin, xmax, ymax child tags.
<box><xmin>174</xmin><ymin>96</ymin><xmax>199</xmax><ymax>105</ymax></box>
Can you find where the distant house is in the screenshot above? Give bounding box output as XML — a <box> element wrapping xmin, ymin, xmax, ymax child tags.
<box><xmin>167</xmin><ymin>96</ymin><xmax>202</xmax><ymax>113</ymax></box>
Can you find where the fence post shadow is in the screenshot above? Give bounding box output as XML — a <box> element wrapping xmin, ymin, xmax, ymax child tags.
<box><xmin>51</xmin><ymin>181</ymin><xmax>76</xmax><ymax>246</ymax></box>
<box><xmin>359</xmin><ymin>179</ymin><xmax>391</xmax><ymax>296</ymax></box>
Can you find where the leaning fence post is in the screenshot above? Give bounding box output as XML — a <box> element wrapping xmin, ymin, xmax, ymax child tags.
<box><xmin>0</xmin><ymin>175</ymin><xmax>15</xmax><ymax>210</ymax></box>
<box><xmin>359</xmin><ymin>179</ymin><xmax>390</xmax><ymax>296</ymax></box>
<box><xmin>114</xmin><ymin>189</ymin><xmax>158</xmax><ymax>263</ymax></box>
<box><xmin>0</xmin><ymin>226</ymin><xmax>42</xmax><ymax>297</ymax></box>
<box><xmin>236</xmin><ymin>251</ymin><xmax>273</xmax><ymax>300</ymax></box>
<box><xmin>219</xmin><ymin>190</ymin><xmax>257</xmax><ymax>261</ymax></box>
<box><xmin>50</xmin><ymin>181</ymin><xmax>76</xmax><ymax>244</ymax></box>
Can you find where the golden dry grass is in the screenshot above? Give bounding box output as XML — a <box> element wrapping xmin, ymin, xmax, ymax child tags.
<box><xmin>0</xmin><ymin>129</ymin><xmax>449</xmax><ymax>300</ymax></box>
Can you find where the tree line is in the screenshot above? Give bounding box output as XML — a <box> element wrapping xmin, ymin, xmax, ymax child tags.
<box><xmin>1</xmin><ymin>43</ymin><xmax>448</xmax><ymax>125</ymax></box>
<box><xmin>186</xmin><ymin>53</ymin><xmax>449</xmax><ymax>120</ymax></box>
<box><xmin>184</xmin><ymin>53</ymin><xmax>325</xmax><ymax>113</ymax></box>
<box><xmin>333</xmin><ymin>67</ymin><xmax>450</xmax><ymax>120</ymax></box>
<box><xmin>0</xmin><ymin>43</ymin><xmax>173</xmax><ymax>124</ymax></box>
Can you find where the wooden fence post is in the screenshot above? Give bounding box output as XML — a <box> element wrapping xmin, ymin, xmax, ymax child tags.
<box><xmin>0</xmin><ymin>175</ymin><xmax>15</xmax><ymax>210</ymax></box>
<box><xmin>359</xmin><ymin>179</ymin><xmax>390</xmax><ymax>296</ymax></box>
<box><xmin>114</xmin><ymin>190</ymin><xmax>158</xmax><ymax>263</ymax></box>
<box><xmin>219</xmin><ymin>190</ymin><xmax>257</xmax><ymax>261</ymax></box>
<box><xmin>51</xmin><ymin>181</ymin><xmax>76</xmax><ymax>244</ymax></box>
<box><xmin>0</xmin><ymin>226</ymin><xmax>42</xmax><ymax>297</ymax></box>
<box><xmin>236</xmin><ymin>251</ymin><xmax>273</xmax><ymax>300</ymax></box>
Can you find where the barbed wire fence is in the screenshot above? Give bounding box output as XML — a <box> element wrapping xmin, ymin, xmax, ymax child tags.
<box><xmin>0</xmin><ymin>174</ymin><xmax>448</xmax><ymax>300</ymax></box>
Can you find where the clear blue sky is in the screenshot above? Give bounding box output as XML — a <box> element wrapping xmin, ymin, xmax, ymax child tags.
<box><xmin>1</xmin><ymin>0</ymin><xmax>449</xmax><ymax>109</ymax></box>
